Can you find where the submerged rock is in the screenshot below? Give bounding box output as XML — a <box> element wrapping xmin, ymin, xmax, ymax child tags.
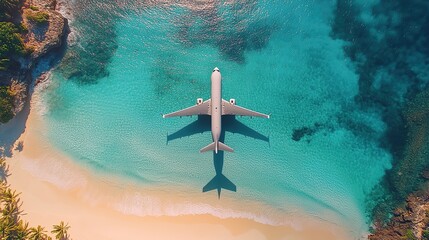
<box><xmin>389</xmin><ymin>90</ymin><xmax>429</xmax><ymax>200</ymax></box>
<box><xmin>370</xmin><ymin>89</ymin><xmax>429</xmax><ymax>239</ymax></box>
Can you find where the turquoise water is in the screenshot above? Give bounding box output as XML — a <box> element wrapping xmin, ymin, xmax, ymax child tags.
<box><xmin>41</xmin><ymin>0</ymin><xmax>406</xmax><ymax>235</ymax></box>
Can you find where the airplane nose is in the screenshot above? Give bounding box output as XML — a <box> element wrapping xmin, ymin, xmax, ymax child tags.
<box><xmin>213</xmin><ymin>67</ymin><xmax>220</xmax><ymax>72</ymax></box>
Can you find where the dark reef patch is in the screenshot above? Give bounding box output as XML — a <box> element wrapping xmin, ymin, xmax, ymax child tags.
<box><xmin>148</xmin><ymin>52</ymin><xmax>207</xmax><ymax>98</ymax></box>
<box><xmin>173</xmin><ymin>1</ymin><xmax>275</xmax><ymax>64</ymax></box>
<box><xmin>57</xmin><ymin>1</ymin><xmax>275</xmax><ymax>83</ymax></box>
<box><xmin>58</xmin><ymin>0</ymin><xmax>121</xmax><ymax>84</ymax></box>
<box><xmin>389</xmin><ymin>90</ymin><xmax>429</xmax><ymax>199</ymax></box>
<box><xmin>291</xmin><ymin>123</ymin><xmax>326</xmax><ymax>142</ymax></box>
<box><xmin>331</xmin><ymin>0</ymin><xmax>429</xmax><ymax>223</ymax></box>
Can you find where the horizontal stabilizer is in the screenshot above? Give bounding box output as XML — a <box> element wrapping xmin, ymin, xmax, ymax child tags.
<box><xmin>200</xmin><ymin>142</ymin><xmax>216</xmax><ymax>153</ymax></box>
<box><xmin>218</xmin><ymin>142</ymin><xmax>234</xmax><ymax>153</ymax></box>
<box><xmin>200</xmin><ymin>141</ymin><xmax>234</xmax><ymax>153</ymax></box>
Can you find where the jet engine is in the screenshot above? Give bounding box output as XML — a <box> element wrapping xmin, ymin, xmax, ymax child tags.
<box><xmin>196</xmin><ymin>98</ymin><xmax>203</xmax><ymax>105</ymax></box>
<box><xmin>229</xmin><ymin>99</ymin><xmax>236</xmax><ymax>105</ymax></box>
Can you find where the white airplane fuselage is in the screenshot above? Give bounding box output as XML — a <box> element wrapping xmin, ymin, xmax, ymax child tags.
<box><xmin>210</xmin><ymin>69</ymin><xmax>222</xmax><ymax>153</ymax></box>
<box><xmin>163</xmin><ymin>67</ymin><xmax>269</xmax><ymax>154</ymax></box>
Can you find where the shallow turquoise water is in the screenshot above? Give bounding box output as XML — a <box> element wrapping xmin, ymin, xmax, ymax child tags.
<box><xmin>43</xmin><ymin>0</ymin><xmax>396</xmax><ymax>235</ymax></box>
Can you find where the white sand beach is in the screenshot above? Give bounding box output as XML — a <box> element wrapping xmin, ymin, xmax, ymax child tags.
<box><xmin>0</xmin><ymin>87</ymin><xmax>355</xmax><ymax>240</ymax></box>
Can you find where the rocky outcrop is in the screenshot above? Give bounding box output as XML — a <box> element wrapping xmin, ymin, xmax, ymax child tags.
<box><xmin>9</xmin><ymin>80</ymin><xmax>28</xmax><ymax>116</ymax></box>
<box><xmin>0</xmin><ymin>0</ymin><xmax>68</xmax><ymax>124</ymax></box>
<box><xmin>22</xmin><ymin>1</ymin><xmax>69</xmax><ymax>61</ymax></box>
<box><xmin>370</xmin><ymin>89</ymin><xmax>429</xmax><ymax>240</ymax></box>
<box><xmin>369</xmin><ymin>193</ymin><xmax>429</xmax><ymax>240</ymax></box>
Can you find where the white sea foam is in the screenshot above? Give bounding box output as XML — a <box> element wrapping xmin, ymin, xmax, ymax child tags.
<box><xmin>113</xmin><ymin>192</ymin><xmax>310</xmax><ymax>228</ymax></box>
<box><xmin>55</xmin><ymin>0</ymin><xmax>81</xmax><ymax>47</ymax></box>
<box><xmin>21</xmin><ymin>155</ymin><xmax>88</xmax><ymax>190</ymax></box>
<box><xmin>56</xmin><ymin>0</ymin><xmax>75</xmax><ymax>24</ymax></box>
<box><xmin>66</xmin><ymin>31</ymin><xmax>79</xmax><ymax>46</ymax></box>
<box><xmin>31</xmin><ymin>74</ymin><xmax>56</xmax><ymax>116</ymax></box>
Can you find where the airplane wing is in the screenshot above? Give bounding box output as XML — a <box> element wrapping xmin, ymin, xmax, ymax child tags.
<box><xmin>222</xmin><ymin>99</ymin><xmax>269</xmax><ymax>118</ymax></box>
<box><xmin>163</xmin><ymin>99</ymin><xmax>211</xmax><ymax>118</ymax></box>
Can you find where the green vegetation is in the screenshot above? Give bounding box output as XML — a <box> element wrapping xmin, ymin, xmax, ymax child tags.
<box><xmin>0</xmin><ymin>21</ymin><xmax>25</xmax><ymax>71</ymax></box>
<box><xmin>26</xmin><ymin>11</ymin><xmax>49</xmax><ymax>24</ymax></box>
<box><xmin>0</xmin><ymin>157</ymin><xmax>71</xmax><ymax>239</ymax></box>
<box><xmin>18</xmin><ymin>22</ymin><xmax>28</xmax><ymax>33</ymax></box>
<box><xmin>0</xmin><ymin>86</ymin><xmax>14</xmax><ymax>124</ymax></box>
<box><xmin>29</xmin><ymin>5</ymin><xmax>39</xmax><ymax>11</ymax></box>
<box><xmin>423</xmin><ymin>230</ymin><xmax>429</xmax><ymax>240</ymax></box>
<box><xmin>51</xmin><ymin>222</ymin><xmax>70</xmax><ymax>240</ymax></box>
<box><xmin>405</xmin><ymin>229</ymin><xmax>416</xmax><ymax>240</ymax></box>
<box><xmin>0</xmin><ymin>0</ymin><xmax>23</xmax><ymax>21</ymax></box>
<box><xmin>29</xmin><ymin>225</ymin><xmax>51</xmax><ymax>240</ymax></box>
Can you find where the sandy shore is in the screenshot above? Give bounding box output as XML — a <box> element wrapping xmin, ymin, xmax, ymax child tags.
<box><xmin>0</xmin><ymin>87</ymin><xmax>356</xmax><ymax>240</ymax></box>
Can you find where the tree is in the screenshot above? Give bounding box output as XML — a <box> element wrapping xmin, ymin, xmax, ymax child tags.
<box><xmin>1</xmin><ymin>188</ymin><xmax>22</xmax><ymax>215</ymax></box>
<box><xmin>0</xmin><ymin>157</ymin><xmax>64</xmax><ymax>240</ymax></box>
<box><xmin>15</xmin><ymin>219</ymin><xmax>31</xmax><ymax>239</ymax></box>
<box><xmin>0</xmin><ymin>157</ymin><xmax>9</xmax><ymax>181</ymax></box>
<box><xmin>0</xmin><ymin>216</ymin><xmax>16</xmax><ymax>238</ymax></box>
<box><xmin>422</xmin><ymin>230</ymin><xmax>429</xmax><ymax>240</ymax></box>
<box><xmin>51</xmin><ymin>221</ymin><xmax>70</xmax><ymax>240</ymax></box>
<box><xmin>0</xmin><ymin>22</ymin><xmax>25</xmax><ymax>72</ymax></box>
<box><xmin>30</xmin><ymin>225</ymin><xmax>51</xmax><ymax>240</ymax></box>
<box><xmin>0</xmin><ymin>182</ymin><xmax>24</xmax><ymax>239</ymax></box>
<box><xmin>0</xmin><ymin>22</ymin><xmax>25</xmax><ymax>56</ymax></box>
<box><xmin>1</xmin><ymin>188</ymin><xmax>20</xmax><ymax>206</ymax></box>
<box><xmin>0</xmin><ymin>86</ymin><xmax>15</xmax><ymax>123</ymax></box>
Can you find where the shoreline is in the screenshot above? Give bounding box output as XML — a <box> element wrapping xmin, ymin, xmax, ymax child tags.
<box><xmin>0</xmin><ymin>83</ymin><xmax>356</xmax><ymax>239</ymax></box>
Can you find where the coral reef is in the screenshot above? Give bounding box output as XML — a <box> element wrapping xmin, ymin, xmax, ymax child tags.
<box><xmin>370</xmin><ymin>88</ymin><xmax>429</xmax><ymax>239</ymax></box>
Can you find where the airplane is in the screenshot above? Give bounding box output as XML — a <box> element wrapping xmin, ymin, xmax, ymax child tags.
<box><xmin>163</xmin><ymin>67</ymin><xmax>269</xmax><ymax>154</ymax></box>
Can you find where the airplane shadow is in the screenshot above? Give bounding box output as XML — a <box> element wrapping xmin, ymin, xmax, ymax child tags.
<box><xmin>166</xmin><ymin>115</ymin><xmax>269</xmax><ymax>198</ymax></box>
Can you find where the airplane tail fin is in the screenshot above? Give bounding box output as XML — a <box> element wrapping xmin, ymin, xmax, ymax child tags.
<box><xmin>203</xmin><ymin>174</ymin><xmax>237</xmax><ymax>198</ymax></box>
<box><xmin>200</xmin><ymin>141</ymin><xmax>234</xmax><ymax>153</ymax></box>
